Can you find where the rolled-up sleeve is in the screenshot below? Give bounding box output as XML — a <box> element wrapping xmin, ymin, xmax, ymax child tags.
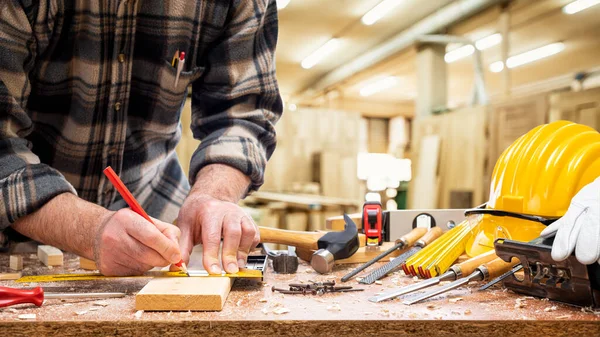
<box><xmin>189</xmin><ymin>0</ymin><xmax>283</xmax><ymax>192</ymax></box>
<box><xmin>0</xmin><ymin>3</ymin><xmax>76</xmax><ymax>229</ymax></box>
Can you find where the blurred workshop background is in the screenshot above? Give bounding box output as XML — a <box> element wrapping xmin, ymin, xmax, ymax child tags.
<box><xmin>176</xmin><ymin>0</ymin><xmax>600</xmax><ymax>235</ymax></box>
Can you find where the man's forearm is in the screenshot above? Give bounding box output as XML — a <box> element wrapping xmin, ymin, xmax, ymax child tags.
<box><xmin>10</xmin><ymin>193</ymin><xmax>109</xmax><ymax>259</ymax></box>
<box><xmin>191</xmin><ymin>164</ymin><xmax>251</xmax><ymax>202</ymax></box>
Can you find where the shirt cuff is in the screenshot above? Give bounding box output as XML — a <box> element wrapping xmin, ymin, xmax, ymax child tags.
<box><xmin>0</xmin><ymin>164</ymin><xmax>77</xmax><ymax>230</ymax></box>
<box><xmin>188</xmin><ymin>136</ymin><xmax>267</xmax><ymax>193</ymax></box>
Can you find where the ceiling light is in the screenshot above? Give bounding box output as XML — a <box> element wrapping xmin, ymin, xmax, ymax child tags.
<box><xmin>362</xmin><ymin>0</ymin><xmax>403</xmax><ymax>26</ymax></box>
<box><xmin>276</xmin><ymin>0</ymin><xmax>291</xmax><ymax>10</ymax></box>
<box><xmin>301</xmin><ymin>39</ymin><xmax>340</xmax><ymax>69</ymax></box>
<box><xmin>288</xmin><ymin>103</ymin><xmax>297</xmax><ymax>111</ymax></box>
<box><xmin>444</xmin><ymin>33</ymin><xmax>502</xmax><ymax>63</ymax></box>
<box><xmin>489</xmin><ymin>42</ymin><xmax>565</xmax><ymax>72</ymax></box>
<box><xmin>475</xmin><ymin>33</ymin><xmax>502</xmax><ymax>50</ymax></box>
<box><xmin>360</xmin><ymin>76</ymin><xmax>398</xmax><ymax>96</ymax></box>
<box><xmin>563</xmin><ymin>0</ymin><xmax>600</xmax><ymax>14</ymax></box>
<box><xmin>444</xmin><ymin>45</ymin><xmax>475</xmax><ymax>63</ymax></box>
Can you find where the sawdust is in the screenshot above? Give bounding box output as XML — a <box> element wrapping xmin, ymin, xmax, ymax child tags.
<box><xmin>449</xmin><ymin>297</ymin><xmax>463</xmax><ymax>303</ymax></box>
<box><xmin>259</xmin><ymin>298</ymin><xmax>268</xmax><ymax>303</ymax></box>
<box><xmin>427</xmin><ymin>304</ymin><xmax>440</xmax><ymax>310</ymax></box>
<box><xmin>464</xmin><ymin>309</ymin><xmax>472</xmax><ymax>315</ymax></box>
<box><xmin>93</xmin><ymin>301</ymin><xmax>110</xmax><ymax>307</ymax></box>
<box><xmin>273</xmin><ymin>307</ymin><xmax>290</xmax><ymax>315</ymax></box>
<box><xmin>261</xmin><ymin>308</ymin><xmax>269</xmax><ymax>315</ymax></box>
<box><xmin>408</xmin><ymin>313</ymin><xmax>418</xmax><ymax>319</ymax></box>
<box><xmin>327</xmin><ymin>304</ymin><xmax>341</xmax><ymax>311</ymax></box>
<box><xmin>356</xmin><ymin>277</ymin><xmax>363</xmax><ymax>283</ymax></box>
<box><xmin>544</xmin><ymin>306</ymin><xmax>558</xmax><ymax>312</ymax></box>
<box><xmin>134</xmin><ymin>310</ymin><xmax>143</xmax><ymax>319</ymax></box>
<box><xmin>434</xmin><ymin>315</ymin><xmax>443</xmax><ymax>320</ymax></box>
<box><xmin>375</xmin><ymin>280</ymin><xmax>383</xmax><ymax>285</ymax></box>
<box><xmin>515</xmin><ymin>298</ymin><xmax>527</xmax><ymax>309</ymax></box>
<box><xmin>18</xmin><ymin>314</ymin><xmax>36</xmax><ymax>320</ymax></box>
<box><xmin>236</xmin><ymin>300</ymin><xmax>242</xmax><ymax>307</ymax></box>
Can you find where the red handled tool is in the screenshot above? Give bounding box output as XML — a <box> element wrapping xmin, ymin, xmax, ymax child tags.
<box><xmin>362</xmin><ymin>201</ymin><xmax>383</xmax><ymax>246</ymax></box>
<box><xmin>0</xmin><ymin>286</ymin><xmax>125</xmax><ymax>308</ymax></box>
<box><xmin>103</xmin><ymin>166</ymin><xmax>189</xmax><ymax>276</ymax></box>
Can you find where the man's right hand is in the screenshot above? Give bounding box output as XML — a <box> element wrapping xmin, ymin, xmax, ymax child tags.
<box><xmin>93</xmin><ymin>209</ymin><xmax>183</xmax><ymax>276</ymax></box>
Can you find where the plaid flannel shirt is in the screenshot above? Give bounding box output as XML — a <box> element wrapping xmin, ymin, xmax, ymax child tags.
<box><xmin>0</xmin><ymin>0</ymin><xmax>282</xmax><ymax>230</ymax></box>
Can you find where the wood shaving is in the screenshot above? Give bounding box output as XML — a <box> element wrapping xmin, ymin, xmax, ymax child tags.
<box><xmin>315</xmin><ymin>298</ymin><xmax>327</xmax><ymax>303</ymax></box>
<box><xmin>375</xmin><ymin>280</ymin><xmax>383</xmax><ymax>285</ymax></box>
<box><xmin>434</xmin><ymin>315</ymin><xmax>443</xmax><ymax>320</ymax></box>
<box><xmin>327</xmin><ymin>304</ymin><xmax>341</xmax><ymax>311</ymax></box>
<box><xmin>544</xmin><ymin>306</ymin><xmax>558</xmax><ymax>312</ymax></box>
<box><xmin>408</xmin><ymin>313</ymin><xmax>418</xmax><ymax>319</ymax></box>
<box><xmin>514</xmin><ymin>298</ymin><xmax>527</xmax><ymax>309</ymax></box>
<box><xmin>258</xmin><ymin>298</ymin><xmax>268</xmax><ymax>303</ymax></box>
<box><xmin>449</xmin><ymin>297</ymin><xmax>463</xmax><ymax>303</ymax></box>
<box><xmin>134</xmin><ymin>310</ymin><xmax>143</xmax><ymax>319</ymax></box>
<box><xmin>261</xmin><ymin>308</ymin><xmax>269</xmax><ymax>315</ymax></box>
<box><xmin>451</xmin><ymin>311</ymin><xmax>461</xmax><ymax>315</ymax></box>
<box><xmin>262</xmin><ymin>283</ymin><xmax>270</xmax><ymax>287</ymax></box>
<box><xmin>236</xmin><ymin>300</ymin><xmax>242</xmax><ymax>307</ymax></box>
<box><xmin>75</xmin><ymin>310</ymin><xmax>88</xmax><ymax>316</ymax></box>
<box><xmin>63</xmin><ymin>303</ymin><xmax>73</xmax><ymax>307</ymax></box>
<box><xmin>88</xmin><ymin>307</ymin><xmax>100</xmax><ymax>312</ymax></box>
<box><xmin>29</xmin><ymin>254</ymin><xmax>37</xmax><ymax>259</ymax></box>
<box><xmin>47</xmin><ymin>266</ymin><xmax>53</xmax><ymax>270</ymax></box>
<box><xmin>356</xmin><ymin>277</ymin><xmax>363</xmax><ymax>282</ymax></box>
<box><xmin>18</xmin><ymin>314</ymin><xmax>36</xmax><ymax>320</ymax></box>
<box><xmin>556</xmin><ymin>315</ymin><xmax>572</xmax><ymax>319</ymax></box>
<box><xmin>273</xmin><ymin>307</ymin><xmax>290</xmax><ymax>315</ymax></box>
<box><xmin>426</xmin><ymin>304</ymin><xmax>440</xmax><ymax>310</ymax></box>
<box><xmin>93</xmin><ymin>301</ymin><xmax>110</xmax><ymax>307</ymax></box>
<box><xmin>464</xmin><ymin>309</ymin><xmax>472</xmax><ymax>315</ymax></box>
<box><xmin>7</xmin><ymin>308</ymin><xmax>18</xmax><ymax>313</ymax></box>
<box><xmin>305</xmin><ymin>269</ymin><xmax>314</xmax><ymax>273</ymax></box>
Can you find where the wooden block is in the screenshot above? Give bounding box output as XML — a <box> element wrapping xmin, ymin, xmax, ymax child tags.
<box><xmin>79</xmin><ymin>257</ymin><xmax>98</xmax><ymax>270</ymax></box>
<box><xmin>37</xmin><ymin>245</ymin><xmax>63</xmax><ymax>266</ymax></box>
<box><xmin>0</xmin><ymin>272</ymin><xmax>22</xmax><ymax>280</ymax></box>
<box><xmin>9</xmin><ymin>255</ymin><xmax>23</xmax><ymax>271</ymax></box>
<box><xmin>136</xmin><ymin>277</ymin><xmax>232</xmax><ymax>311</ymax></box>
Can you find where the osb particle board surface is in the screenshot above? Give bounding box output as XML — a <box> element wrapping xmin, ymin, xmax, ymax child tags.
<box><xmin>0</xmin><ymin>252</ymin><xmax>599</xmax><ymax>336</ymax></box>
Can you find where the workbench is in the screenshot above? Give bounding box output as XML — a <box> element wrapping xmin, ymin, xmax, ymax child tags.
<box><xmin>1</xmin><ymin>252</ymin><xmax>598</xmax><ymax>336</ymax></box>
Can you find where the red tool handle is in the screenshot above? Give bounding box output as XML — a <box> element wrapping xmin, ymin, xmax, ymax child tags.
<box><xmin>0</xmin><ymin>286</ymin><xmax>44</xmax><ymax>308</ymax></box>
<box><xmin>103</xmin><ymin>167</ymin><xmax>185</xmax><ymax>268</ymax></box>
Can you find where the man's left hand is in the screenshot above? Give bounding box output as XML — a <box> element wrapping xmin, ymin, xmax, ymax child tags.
<box><xmin>175</xmin><ymin>164</ymin><xmax>259</xmax><ymax>274</ymax></box>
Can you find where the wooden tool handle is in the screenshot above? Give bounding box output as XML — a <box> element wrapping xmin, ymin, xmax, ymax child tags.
<box><xmin>419</xmin><ymin>227</ymin><xmax>443</xmax><ymax>246</ymax></box>
<box><xmin>456</xmin><ymin>250</ymin><xmax>498</xmax><ymax>276</ymax></box>
<box><xmin>396</xmin><ymin>227</ymin><xmax>427</xmax><ymax>246</ymax></box>
<box><xmin>483</xmin><ymin>256</ymin><xmax>520</xmax><ymax>280</ymax></box>
<box><xmin>259</xmin><ymin>227</ymin><xmax>323</xmax><ymax>250</ymax></box>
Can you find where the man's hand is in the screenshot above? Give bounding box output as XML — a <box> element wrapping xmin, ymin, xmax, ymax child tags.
<box><xmin>94</xmin><ymin>209</ymin><xmax>183</xmax><ymax>276</ymax></box>
<box><xmin>176</xmin><ymin>164</ymin><xmax>259</xmax><ymax>274</ymax></box>
<box><xmin>540</xmin><ymin>177</ymin><xmax>600</xmax><ymax>265</ymax></box>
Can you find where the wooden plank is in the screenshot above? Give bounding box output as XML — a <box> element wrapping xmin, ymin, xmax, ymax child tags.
<box><xmin>136</xmin><ymin>277</ymin><xmax>232</xmax><ymax>311</ymax></box>
<box><xmin>326</xmin><ymin>213</ymin><xmax>362</xmax><ymax>231</ymax></box>
<box><xmin>79</xmin><ymin>257</ymin><xmax>98</xmax><ymax>270</ymax></box>
<box><xmin>0</xmin><ymin>272</ymin><xmax>22</xmax><ymax>280</ymax></box>
<box><xmin>37</xmin><ymin>245</ymin><xmax>63</xmax><ymax>266</ymax></box>
<box><xmin>9</xmin><ymin>255</ymin><xmax>23</xmax><ymax>271</ymax></box>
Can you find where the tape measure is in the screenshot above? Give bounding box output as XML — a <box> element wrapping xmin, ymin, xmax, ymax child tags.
<box><xmin>15</xmin><ymin>269</ymin><xmax>263</xmax><ymax>283</ymax></box>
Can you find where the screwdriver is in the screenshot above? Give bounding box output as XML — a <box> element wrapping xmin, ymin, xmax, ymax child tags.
<box><xmin>403</xmin><ymin>255</ymin><xmax>520</xmax><ymax>305</ymax></box>
<box><xmin>103</xmin><ymin>167</ymin><xmax>189</xmax><ymax>276</ymax></box>
<box><xmin>0</xmin><ymin>286</ymin><xmax>125</xmax><ymax>308</ymax></box>
<box><xmin>368</xmin><ymin>249</ymin><xmax>497</xmax><ymax>302</ymax></box>
<box><xmin>341</xmin><ymin>227</ymin><xmax>427</xmax><ymax>282</ymax></box>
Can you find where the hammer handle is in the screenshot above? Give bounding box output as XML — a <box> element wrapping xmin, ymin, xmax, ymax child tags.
<box><xmin>259</xmin><ymin>227</ymin><xmax>322</xmax><ymax>250</ymax></box>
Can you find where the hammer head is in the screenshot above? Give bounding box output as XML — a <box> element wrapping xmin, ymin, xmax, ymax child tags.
<box><xmin>311</xmin><ymin>214</ymin><xmax>360</xmax><ymax>274</ymax></box>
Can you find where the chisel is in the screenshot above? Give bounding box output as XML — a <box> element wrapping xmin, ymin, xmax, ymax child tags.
<box><xmin>341</xmin><ymin>227</ymin><xmax>428</xmax><ymax>282</ymax></box>
<box><xmin>359</xmin><ymin>227</ymin><xmax>443</xmax><ymax>284</ymax></box>
<box><xmin>368</xmin><ymin>249</ymin><xmax>497</xmax><ymax>302</ymax></box>
<box><xmin>403</xmin><ymin>255</ymin><xmax>520</xmax><ymax>305</ymax></box>
<box><xmin>478</xmin><ymin>264</ymin><xmax>523</xmax><ymax>291</ymax></box>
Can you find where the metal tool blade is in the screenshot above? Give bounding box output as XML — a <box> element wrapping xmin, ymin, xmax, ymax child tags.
<box><xmin>368</xmin><ymin>270</ymin><xmax>457</xmax><ymax>303</ymax></box>
<box><xmin>341</xmin><ymin>241</ymin><xmax>404</xmax><ymax>282</ymax></box>
<box><xmin>360</xmin><ymin>246</ymin><xmax>420</xmax><ymax>284</ymax></box>
<box><xmin>403</xmin><ymin>270</ymin><xmax>483</xmax><ymax>305</ymax></box>
<box><xmin>479</xmin><ymin>264</ymin><xmax>523</xmax><ymax>291</ymax></box>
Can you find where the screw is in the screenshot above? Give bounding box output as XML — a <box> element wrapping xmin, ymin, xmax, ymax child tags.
<box><xmin>278</xmin><ymin>290</ymin><xmax>304</xmax><ymax>295</ymax></box>
<box><xmin>332</xmin><ymin>286</ymin><xmax>353</xmax><ymax>291</ymax></box>
<box><xmin>272</xmin><ymin>286</ymin><xmax>289</xmax><ymax>292</ymax></box>
<box><xmin>289</xmin><ymin>283</ymin><xmax>309</xmax><ymax>288</ymax></box>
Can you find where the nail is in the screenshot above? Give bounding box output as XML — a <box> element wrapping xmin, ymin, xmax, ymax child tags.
<box><xmin>210</xmin><ymin>264</ymin><xmax>221</xmax><ymax>274</ymax></box>
<box><xmin>227</xmin><ymin>263</ymin><xmax>239</xmax><ymax>273</ymax></box>
<box><xmin>238</xmin><ymin>259</ymin><xmax>246</xmax><ymax>268</ymax></box>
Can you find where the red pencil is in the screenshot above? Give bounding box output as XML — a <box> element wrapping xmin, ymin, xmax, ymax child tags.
<box><xmin>103</xmin><ymin>166</ymin><xmax>189</xmax><ymax>276</ymax></box>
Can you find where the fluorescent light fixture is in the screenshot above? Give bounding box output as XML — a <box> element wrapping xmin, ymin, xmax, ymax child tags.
<box><xmin>489</xmin><ymin>61</ymin><xmax>504</xmax><ymax>73</ymax></box>
<box><xmin>288</xmin><ymin>103</ymin><xmax>297</xmax><ymax>111</ymax></box>
<box><xmin>301</xmin><ymin>38</ymin><xmax>340</xmax><ymax>69</ymax></box>
<box><xmin>360</xmin><ymin>76</ymin><xmax>398</xmax><ymax>96</ymax></box>
<box><xmin>362</xmin><ymin>0</ymin><xmax>403</xmax><ymax>26</ymax></box>
<box><xmin>489</xmin><ymin>42</ymin><xmax>565</xmax><ymax>72</ymax></box>
<box><xmin>475</xmin><ymin>33</ymin><xmax>502</xmax><ymax>50</ymax></box>
<box><xmin>276</xmin><ymin>0</ymin><xmax>291</xmax><ymax>10</ymax></box>
<box><xmin>563</xmin><ymin>0</ymin><xmax>600</xmax><ymax>14</ymax></box>
<box><xmin>444</xmin><ymin>33</ymin><xmax>502</xmax><ymax>63</ymax></box>
<box><xmin>445</xmin><ymin>45</ymin><xmax>475</xmax><ymax>63</ymax></box>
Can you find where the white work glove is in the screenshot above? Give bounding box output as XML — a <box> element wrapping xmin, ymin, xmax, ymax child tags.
<box><xmin>540</xmin><ymin>177</ymin><xmax>600</xmax><ymax>265</ymax></box>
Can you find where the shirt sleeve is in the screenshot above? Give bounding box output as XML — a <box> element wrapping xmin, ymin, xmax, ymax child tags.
<box><xmin>0</xmin><ymin>2</ymin><xmax>76</xmax><ymax>230</ymax></box>
<box><xmin>189</xmin><ymin>0</ymin><xmax>283</xmax><ymax>192</ymax></box>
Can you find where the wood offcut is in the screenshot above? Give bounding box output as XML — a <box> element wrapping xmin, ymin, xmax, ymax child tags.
<box><xmin>37</xmin><ymin>245</ymin><xmax>64</xmax><ymax>267</ymax></box>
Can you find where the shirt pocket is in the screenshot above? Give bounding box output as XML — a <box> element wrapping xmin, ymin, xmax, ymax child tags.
<box><xmin>159</xmin><ymin>59</ymin><xmax>204</xmax><ymax>98</ymax></box>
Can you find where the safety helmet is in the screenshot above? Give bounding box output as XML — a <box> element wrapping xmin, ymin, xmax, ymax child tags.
<box><xmin>465</xmin><ymin>121</ymin><xmax>600</xmax><ymax>257</ymax></box>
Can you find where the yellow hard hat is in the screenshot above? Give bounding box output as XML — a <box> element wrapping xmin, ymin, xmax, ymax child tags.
<box><xmin>465</xmin><ymin>121</ymin><xmax>600</xmax><ymax>257</ymax></box>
